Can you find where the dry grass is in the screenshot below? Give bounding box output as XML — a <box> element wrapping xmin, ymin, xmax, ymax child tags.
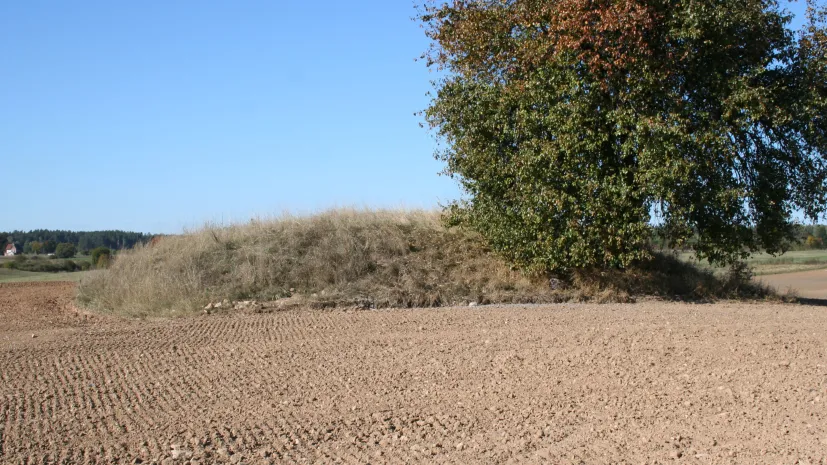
<box><xmin>76</xmin><ymin>209</ymin><xmax>774</xmax><ymax>317</ymax></box>
<box><xmin>78</xmin><ymin>210</ymin><xmax>552</xmax><ymax>317</ymax></box>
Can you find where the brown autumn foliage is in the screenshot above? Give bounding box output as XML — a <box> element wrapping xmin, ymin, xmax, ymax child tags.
<box><xmin>421</xmin><ymin>0</ymin><xmax>656</xmax><ymax>78</ymax></box>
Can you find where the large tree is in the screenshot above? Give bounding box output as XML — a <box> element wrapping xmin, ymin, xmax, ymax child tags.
<box><xmin>30</xmin><ymin>241</ymin><xmax>43</xmax><ymax>255</ymax></box>
<box><xmin>54</xmin><ymin>243</ymin><xmax>76</xmax><ymax>259</ymax></box>
<box><xmin>420</xmin><ymin>0</ymin><xmax>827</xmax><ymax>272</ymax></box>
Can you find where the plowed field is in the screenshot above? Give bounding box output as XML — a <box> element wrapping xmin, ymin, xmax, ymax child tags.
<box><xmin>761</xmin><ymin>268</ymin><xmax>827</xmax><ymax>299</ymax></box>
<box><xmin>1</xmin><ymin>282</ymin><xmax>826</xmax><ymax>464</ymax></box>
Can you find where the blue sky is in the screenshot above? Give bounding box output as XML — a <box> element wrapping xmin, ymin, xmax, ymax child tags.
<box><xmin>0</xmin><ymin>1</ymin><xmax>811</xmax><ymax>234</ymax></box>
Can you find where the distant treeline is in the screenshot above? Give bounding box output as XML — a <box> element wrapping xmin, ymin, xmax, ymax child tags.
<box><xmin>3</xmin><ymin>230</ymin><xmax>154</xmax><ymax>254</ymax></box>
<box><xmin>652</xmin><ymin>224</ymin><xmax>827</xmax><ymax>251</ymax></box>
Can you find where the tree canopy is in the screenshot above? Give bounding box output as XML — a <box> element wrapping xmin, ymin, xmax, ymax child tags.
<box><xmin>420</xmin><ymin>0</ymin><xmax>827</xmax><ymax>272</ymax></box>
<box><xmin>54</xmin><ymin>243</ymin><xmax>77</xmax><ymax>259</ymax></box>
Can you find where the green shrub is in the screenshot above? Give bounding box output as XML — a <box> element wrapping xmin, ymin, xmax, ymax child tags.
<box><xmin>91</xmin><ymin>247</ymin><xmax>112</xmax><ymax>268</ymax></box>
<box><xmin>8</xmin><ymin>259</ymin><xmax>82</xmax><ymax>273</ymax></box>
<box><xmin>54</xmin><ymin>243</ymin><xmax>76</xmax><ymax>259</ymax></box>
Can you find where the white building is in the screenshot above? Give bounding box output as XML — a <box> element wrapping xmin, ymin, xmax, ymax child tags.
<box><xmin>4</xmin><ymin>244</ymin><xmax>16</xmax><ymax>256</ymax></box>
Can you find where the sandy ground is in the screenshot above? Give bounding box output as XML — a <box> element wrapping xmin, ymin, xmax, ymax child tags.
<box><xmin>760</xmin><ymin>268</ymin><xmax>827</xmax><ymax>300</ymax></box>
<box><xmin>1</xmin><ymin>283</ymin><xmax>826</xmax><ymax>464</ymax></box>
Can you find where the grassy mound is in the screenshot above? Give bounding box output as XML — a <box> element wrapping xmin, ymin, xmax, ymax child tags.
<box><xmin>77</xmin><ymin>209</ymin><xmax>773</xmax><ymax>317</ymax></box>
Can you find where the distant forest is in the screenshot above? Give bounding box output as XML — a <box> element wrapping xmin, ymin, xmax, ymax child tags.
<box><xmin>652</xmin><ymin>224</ymin><xmax>827</xmax><ymax>251</ymax></box>
<box><xmin>3</xmin><ymin>230</ymin><xmax>154</xmax><ymax>254</ymax></box>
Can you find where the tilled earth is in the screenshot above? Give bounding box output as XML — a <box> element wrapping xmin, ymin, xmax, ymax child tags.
<box><xmin>1</xmin><ymin>283</ymin><xmax>826</xmax><ymax>464</ymax></box>
<box><xmin>760</xmin><ymin>268</ymin><xmax>827</xmax><ymax>300</ymax></box>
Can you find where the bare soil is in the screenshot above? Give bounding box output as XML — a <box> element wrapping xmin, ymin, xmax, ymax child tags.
<box><xmin>1</xmin><ymin>282</ymin><xmax>826</xmax><ymax>464</ymax></box>
<box><xmin>760</xmin><ymin>268</ymin><xmax>827</xmax><ymax>300</ymax></box>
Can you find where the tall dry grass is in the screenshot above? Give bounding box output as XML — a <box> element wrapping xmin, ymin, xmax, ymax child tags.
<box><xmin>77</xmin><ymin>209</ymin><xmax>774</xmax><ymax>317</ymax></box>
<box><xmin>77</xmin><ymin>209</ymin><xmax>558</xmax><ymax>316</ymax></box>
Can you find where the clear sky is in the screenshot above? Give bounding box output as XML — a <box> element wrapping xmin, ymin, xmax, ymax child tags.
<box><xmin>0</xmin><ymin>1</ymin><xmax>811</xmax><ymax>234</ymax></box>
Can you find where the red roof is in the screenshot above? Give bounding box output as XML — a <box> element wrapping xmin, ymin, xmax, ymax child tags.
<box><xmin>5</xmin><ymin>244</ymin><xmax>14</xmax><ymax>251</ymax></box>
